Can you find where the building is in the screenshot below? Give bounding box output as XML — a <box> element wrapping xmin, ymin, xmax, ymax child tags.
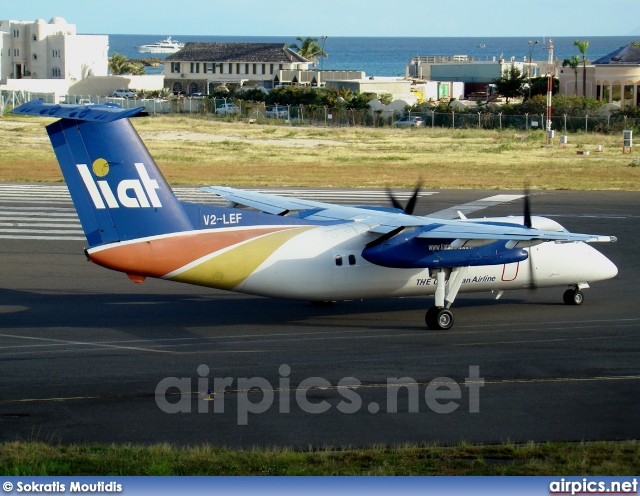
<box><xmin>164</xmin><ymin>42</ymin><xmax>312</xmax><ymax>94</ymax></box>
<box><xmin>407</xmin><ymin>55</ymin><xmax>538</xmax><ymax>97</ymax></box>
<box><xmin>164</xmin><ymin>41</ymin><xmax>451</xmax><ymax>104</ymax></box>
<box><xmin>326</xmin><ymin>76</ymin><xmax>410</xmax><ymax>95</ymax></box>
<box><xmin>277</xmin><ymin>69</ymin><xmax>365</xmax><ymax>88</ymax></box>
<box><xmin>558</xmin><ymin>43</ymin><xmax>640</xmax><ymax>107</ymax></box>
<box><xmin>0</xmin><ymin>17</ymin><xmax>108</xmax><ymax>83</ymax></box>
<box><xmin>0</xmin><ymin>17</ymin><xmax>165</xmax><ymax>101</ymax></box>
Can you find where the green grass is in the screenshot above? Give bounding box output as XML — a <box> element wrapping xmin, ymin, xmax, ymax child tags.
<box><xmin>1</xmin><ymin>441</ymin><xmax>638</xmax><ymax>475</ymax></box>
<box><xmin>3</xmin><ymin>113</ymin><xmax>639</xmax><ymax>189</ymax></box>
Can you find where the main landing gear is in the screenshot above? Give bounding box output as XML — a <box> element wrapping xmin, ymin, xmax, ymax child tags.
<box><xmin>425</xmin><ymin>307</ymin><xmax>454</xmax><ymax>330</ymax></box>
<box><xmin>424</xmin><ymin>267</ymin><xmax>467</xmax><ymax>330</ymax></box>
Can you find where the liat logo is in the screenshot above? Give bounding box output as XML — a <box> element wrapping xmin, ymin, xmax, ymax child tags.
<box><xmin>77</xmin><ymin>160</ymin><xmax>162</xmax><ymax>209</ymax></box>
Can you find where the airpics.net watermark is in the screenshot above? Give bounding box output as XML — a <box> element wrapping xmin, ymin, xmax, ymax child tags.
<box><xmin>155</xmin><ymin>364</ymin><xmax>484</xmax><ymax>425</ymax></box>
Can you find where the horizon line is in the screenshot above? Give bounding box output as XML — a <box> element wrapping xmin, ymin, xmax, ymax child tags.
<box><xmin>88</xmin><ymin>33</ymin><xmax>640</xmax><ymax>38</ymax></box>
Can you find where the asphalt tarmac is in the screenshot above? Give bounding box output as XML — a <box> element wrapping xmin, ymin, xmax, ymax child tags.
<box><xmin>0</xmin><ymin>188</ymin><xmax>638</xmax><ymax>448</ymax></box>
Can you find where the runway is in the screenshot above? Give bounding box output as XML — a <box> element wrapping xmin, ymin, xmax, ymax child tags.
<box><xmin>0</xmin><ymin>185</ymin><xmax>638</xmax><ymax>447</ymax></box>
<box><xmin>0</xmin><ymin>184</ymin><xmax>435</xmax><ymax>241</ymax></box>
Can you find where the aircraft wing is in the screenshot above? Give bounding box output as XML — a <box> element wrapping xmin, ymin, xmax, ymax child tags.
<box><xmin>427</xmin><ymin>194</ymin><xmax>525</xmax><ymax>220</ymax></box>
<box><xmin>203</xmin><ymin>186</ymin><xmax>615</xmax><ymax>245</ymax></box>
<box><xmin>203</xmin><ymin>186</ymin><xmax>328</xmax><ymax>215</ymax></box>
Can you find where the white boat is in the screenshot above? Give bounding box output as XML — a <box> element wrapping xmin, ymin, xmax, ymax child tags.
<box><xmin>136</xmin><ymin>36</ymin><xmax>184</xmax><ymax>54</ymax></box>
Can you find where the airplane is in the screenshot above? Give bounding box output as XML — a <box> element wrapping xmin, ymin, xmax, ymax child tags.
<box><xmin>11</xmin><ymin>100</ymin><xmax>618</xmax><ymax>330</ymax></box>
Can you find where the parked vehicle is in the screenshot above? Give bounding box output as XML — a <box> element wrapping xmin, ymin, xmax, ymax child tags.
<box><xmin>215</xmin><ymin>103</ymin><xmax>240</xmax><ymax>115</ymax></box>
<box><xmin>266</xmin><ymin>105</ymin><xmax>288</xmax><ymax>118</ymax></box>
<box><xmin>112</xmin><ymin>88</ymin><xmax>137</xmax><ymax>98</ymax></box>
<box><xmin>394</xmin><ymin>115</ymin><xmax>425</xmax><ymax>127</ymax></box>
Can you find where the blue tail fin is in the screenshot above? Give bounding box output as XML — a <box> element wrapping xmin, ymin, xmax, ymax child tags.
<box><xmin>12</xmin><ymin>100</ymin><xmax>193</xmax><ymax>246</ymax></box>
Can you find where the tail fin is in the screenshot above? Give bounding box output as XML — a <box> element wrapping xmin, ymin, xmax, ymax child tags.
<box><xmin>12</xmin><ymin>100</ymin><xmax>192</xmax><ymax>246</ymax></box>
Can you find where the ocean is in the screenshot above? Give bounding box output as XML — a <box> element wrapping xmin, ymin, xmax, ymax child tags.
<box><xmin>107</xmin><ymin>34</ymin><xmax>639</xmax><ymax>77</ymax></box>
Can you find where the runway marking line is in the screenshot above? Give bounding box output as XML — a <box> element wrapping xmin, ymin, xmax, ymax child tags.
<box><xmin>0</xmin><ymin>333</ymin><xmax>181</xmax><ymax>354</ymax></box>
<box><xmin>1</xmin><ymin>318</ymin><xmax>639</xmax><ymax>356</ymax></box>
<box><xmin>1</xmin><ymin>375</ymin><xmax>639</xmax><ymax>405</ymax></box>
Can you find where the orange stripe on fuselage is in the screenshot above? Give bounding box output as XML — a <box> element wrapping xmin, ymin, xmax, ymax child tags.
<box><xmin>87</xmin><ymin>227</ymin><xmax>299</xmax><ymax>278</ymax></box>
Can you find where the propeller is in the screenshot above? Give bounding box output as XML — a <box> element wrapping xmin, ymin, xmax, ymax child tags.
<box><xmin>523</xmin><ymin>185</ymin><xmax>533</xmax><ymax>228</ymax></box>
<box><xmin>386</xmin><ymin>181</ymin><xmax>423</xmax><ymax>215</ymax></box>
<box><xmin>523</xmin><ymin>186</ymin><xmax>538</xmax><ymax>291</ymax></box>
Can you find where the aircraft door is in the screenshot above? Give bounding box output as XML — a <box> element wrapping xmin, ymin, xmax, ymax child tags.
<box><xmin>502</xmin><ymin>262</ymin><xmax>519</xmax><ymax>282</ymax></box>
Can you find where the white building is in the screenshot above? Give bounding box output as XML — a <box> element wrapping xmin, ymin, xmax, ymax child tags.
<box><xmin>0</xmin><ymin>17</ymin><xmax>108</xmax><ymax>91</ymax></box>
<box><xmin>407</xmin><ymin>54</ymin><xmax>539</xmax><ymax>97</ymax></box>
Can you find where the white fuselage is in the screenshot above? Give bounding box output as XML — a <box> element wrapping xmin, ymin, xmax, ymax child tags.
<box><xmin>230</xmin><ymin>221</ymin><xmax>618</xmax><ymax>301</ymax></box>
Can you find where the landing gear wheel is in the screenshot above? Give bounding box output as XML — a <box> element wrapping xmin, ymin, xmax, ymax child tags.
<box><xmin>563</xmin><ymin>288</ymin><xmax>584</xmax><ymax>306</ymax></box>
<box><xmin>425</xmin><ymin>307</ymin><xmax>454</xmax><ymax>330</ymax></box>
<box><xmin>425</xmin><ymin>307</ymin><xmax>438</xmax><ymax>328</ymax></box>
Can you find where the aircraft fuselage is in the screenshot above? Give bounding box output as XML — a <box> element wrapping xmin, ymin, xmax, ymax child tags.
<box><xmin>86</xmin><ymin>219</ymin><xmax>617</xmax><ymax>301</ymax></box>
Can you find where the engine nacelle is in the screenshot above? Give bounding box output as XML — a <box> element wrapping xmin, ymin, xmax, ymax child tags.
<box><xmin>362</xmin><ymin>234</ymin><xmax>528</xmax><ymax>269</ymax></box>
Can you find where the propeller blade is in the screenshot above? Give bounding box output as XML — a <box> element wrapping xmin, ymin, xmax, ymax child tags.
<box><xmin>523</xmin><ymin>186</ymin><xmax>533</xmax><ymax>228</ymax></box>
<box><xmin>387</xmin><ymin>181</ymin><xmax>422</xmax><ymax>215</ymax></box>
<box><xmin>527</xmin><ymin>247</ymin><xmax>538</xmax><ymax>291</ymax></box>
<box><xmin>404</xmin><ymin>182</ymin><xmax>423</xmax><ymax>215</ymax></box>
<box><xmin>386</xmin><ymin>187</ymin><xmax>405</xmax><ymax>212</ymax></box>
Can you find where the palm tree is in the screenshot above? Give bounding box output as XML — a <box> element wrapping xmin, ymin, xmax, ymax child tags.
<box><xmin>108</xmin><ymin>52</ymin><xmax>129</xmax><ymax>75</ymax></box>
<box><xmin>562</xmin><ymin>55</ymin><xmax>580</xmax><ymax>96</ymax></box>
<box><xmin>130</xmin><ymin>64</ymin><xmax>146</xmax><ymax>76</ymax></box>
<box><xmin>289</xmin><ymin>36</ymin><xmax>328</xmax><ymax>68</ymax></box>
<box><xmin>573</xmin><ymin>40</ymin><xmax>589</xmax><ymax>97</ymax></box>
<box><xmin>108</xmin><ymin>52</ymin><xmax>146</xmax><ymax>75</ymax></box>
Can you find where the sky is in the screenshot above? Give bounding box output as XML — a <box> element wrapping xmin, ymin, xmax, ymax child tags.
<box><xmin>3</xmin><ymin>0</ymin><xmax>640</xmax><ymax>37</ymax></box>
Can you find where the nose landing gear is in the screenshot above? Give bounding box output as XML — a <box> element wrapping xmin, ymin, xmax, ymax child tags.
<box><xmin>563</xmin><ymin>286</ymin><xmax>584</xmax><ymax>305</ymax></box>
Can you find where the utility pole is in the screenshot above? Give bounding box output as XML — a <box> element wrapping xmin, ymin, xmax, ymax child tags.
<box><xmin>545</xmin><ymin>38</ymin><xmax>554</xmax><ymax>145</ymax></box>
<box><xmin>320</xmin><ymin>36</ymin><xmax>327</xmax><ymax>71</ymax></box>
<box><xmin>527</xmin><ymin>40</ymin><xmax>539</xmax><ymax>100</ymax></box>
<box><xmin>320</xmin><ymin>35</ymin><xmax>327</xmax><ymax>88</ymax></box>
<box><xmin>527</xmin><ymin>40</ymin><xmax>539</xmax><ymax>77</ymax></box>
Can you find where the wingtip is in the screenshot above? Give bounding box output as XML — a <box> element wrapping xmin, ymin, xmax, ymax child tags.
<box><xmin>587</xmin><ymin>235</ymin><xmax>618</xmax><ymax>243</ymax></box>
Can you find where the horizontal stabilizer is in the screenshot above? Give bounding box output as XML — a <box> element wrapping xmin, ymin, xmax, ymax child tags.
<box><xmin>11</xmin><ymin>100</ymin><xmax>144</xmax><ymax>122</ymax></box>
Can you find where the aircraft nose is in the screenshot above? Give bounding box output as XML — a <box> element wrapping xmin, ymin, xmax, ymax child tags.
<box><xmin>588</xmin><ymin>246</ymin><xmax>618</xmax><ymax>281</ymax></box>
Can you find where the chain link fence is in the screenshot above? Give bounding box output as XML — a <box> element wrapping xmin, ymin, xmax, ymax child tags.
<box><xmin>4</xmin><ymin>90</ymin><xmax>640</xmax><ymax>133</ymax></box>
